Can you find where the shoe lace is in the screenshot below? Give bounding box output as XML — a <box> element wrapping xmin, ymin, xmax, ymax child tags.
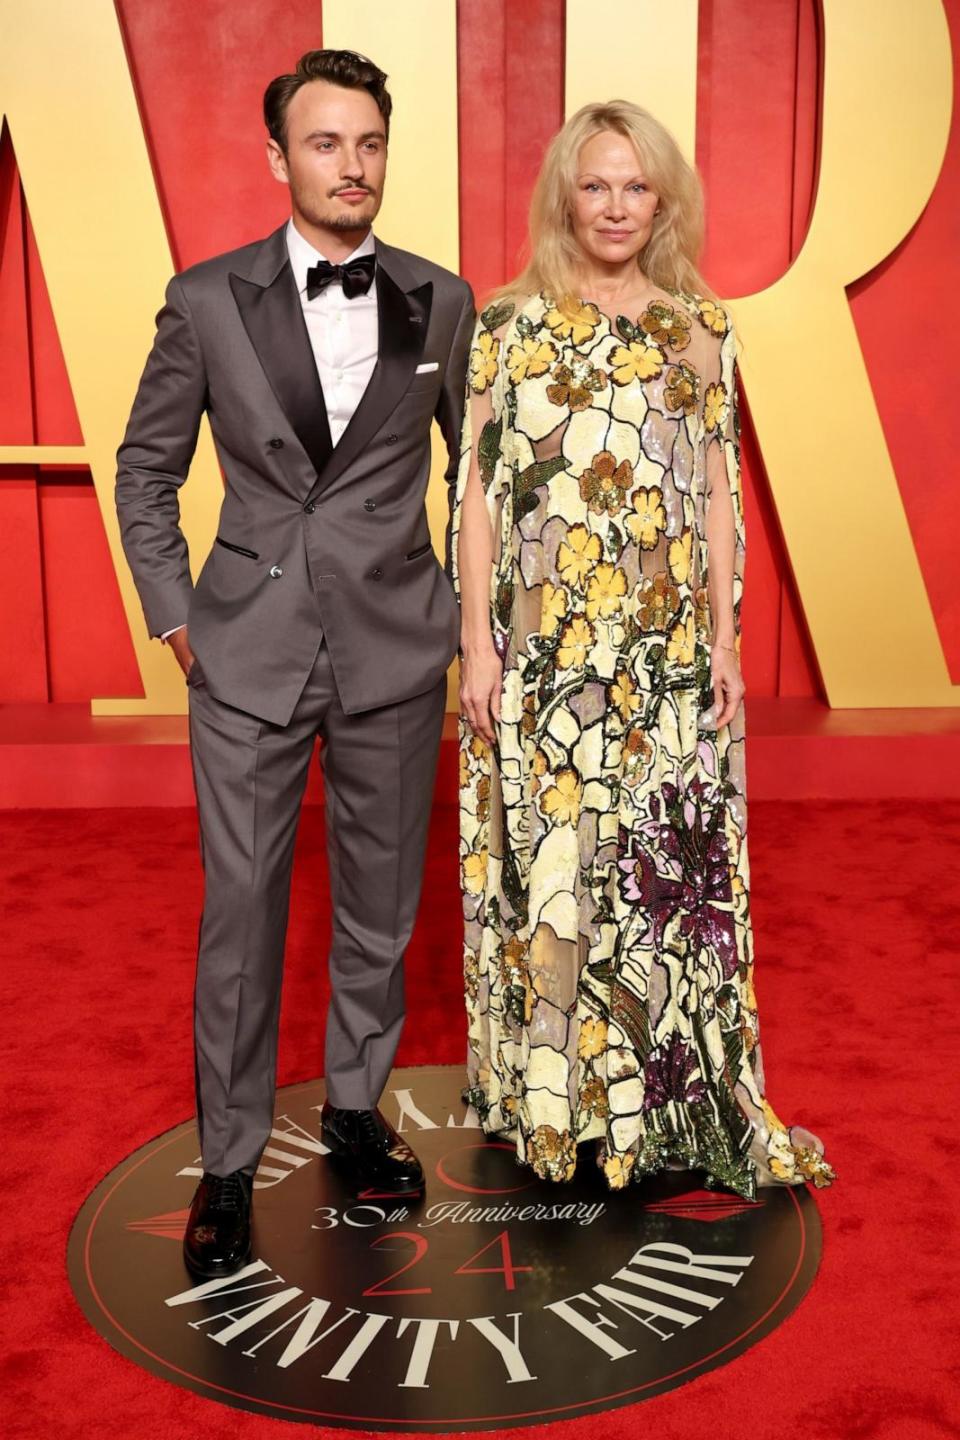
<box><xmin>357</xmin><ymin>1110</ymin><xmax>384</xmax><ymax>1147</ymax></box>
<box><xmin>208</xmin><ymin>1173</ymin><xmax>245</xmax><ymax>1212</ymax></box>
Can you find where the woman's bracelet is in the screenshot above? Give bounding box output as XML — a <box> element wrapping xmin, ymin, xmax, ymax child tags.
<box><xmin>713</xmin><ymin>640</ymin><xmax>737</xmax><ymax>653</ymax></box>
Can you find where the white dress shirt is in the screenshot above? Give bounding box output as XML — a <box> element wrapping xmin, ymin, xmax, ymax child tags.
<box><xmin>162</xmin><ymin>219</ymin><xmax>379</xmax><ymax>642</ymax></box>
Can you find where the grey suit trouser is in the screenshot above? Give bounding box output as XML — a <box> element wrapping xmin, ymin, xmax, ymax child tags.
<box><xmin>186</xmin><ymin>639</ymin><xmax>446</xmax><ymax>1178</ymax></box>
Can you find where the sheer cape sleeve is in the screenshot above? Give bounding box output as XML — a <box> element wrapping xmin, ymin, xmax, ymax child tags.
<box><xmin>703</xmin><ymin>307</ymin><xmax>746</xmax><ymax>647</ymax></box>
<box><xmin>449</xmin><ymin>300</ymin><xmax>517</xmax><ymax>644</ymax></box>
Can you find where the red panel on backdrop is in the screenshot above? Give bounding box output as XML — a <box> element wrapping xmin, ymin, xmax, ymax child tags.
<box><xmin>115</xmin><ymin>0</ymin><xmax>326</xmax><ymax>268</ymax></box>
<box><xmin>1</xmin><ymin>0</ymin><xmax>958</xmax><ymax>705</ymax></box>
<box><xmin>40</xmin><ymin>478</ymin><xmax>143</xmax><ymax>702</ymax></box>
<box><xmin>0</xmin><ymin>133</ymin><xmax>52</xmax><ymax>700</ymax></box>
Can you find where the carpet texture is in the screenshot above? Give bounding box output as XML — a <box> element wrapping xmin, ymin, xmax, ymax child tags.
<box><xmin>2</xmin><ymin>799</ymin><xmax>959</xmax><ymax>1439</ymax></box>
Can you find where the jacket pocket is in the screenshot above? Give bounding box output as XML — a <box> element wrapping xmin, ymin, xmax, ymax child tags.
<box><xmin>405</xmin><ymin>541</ymin><xmax>434</xmax><ymax>561</ymax></box>
<box><xmin>215</xmin><ymin>536</ymin><xmax>259</xmax><ymax>560</ymax></box>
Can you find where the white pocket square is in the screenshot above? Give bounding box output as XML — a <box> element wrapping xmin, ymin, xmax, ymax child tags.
<box><xmin>415</xmin><ymin>361</ymin><xmax>439</xmax><ymax>373</ymax></box>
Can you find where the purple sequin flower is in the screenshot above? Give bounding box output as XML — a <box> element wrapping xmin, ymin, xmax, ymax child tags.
<box><xmin>643</xmin><ymin>1032</ymin><xmax>707</xmax><ymax>1111</ymax></box>
<box><xmin>616</xmin><ymin>778</ymin><xmax>737</xmax><ymax>977</ymax></box>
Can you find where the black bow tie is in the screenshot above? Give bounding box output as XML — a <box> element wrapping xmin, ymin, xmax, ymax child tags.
<box><xmin>305</xmin><ymin>253</ymin><xmax>376</xmax><ymax>301</ymax></box>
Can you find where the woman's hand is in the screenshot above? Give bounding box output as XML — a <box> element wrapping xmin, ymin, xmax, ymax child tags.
<box><xmin>460</xmin><ymin>641</ymin><xmax>503</xmax><ymax>746</ymax></box>
<box><xmin>710</xmin><ymin>642</ymin><xmax>746</xmax><ymax>729</ymax></box>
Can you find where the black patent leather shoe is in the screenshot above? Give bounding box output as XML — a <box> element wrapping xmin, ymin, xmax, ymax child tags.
<box><xmin>183</xmin><ymin>1170</ymin><xmax>253</xmax><ymax>1277</ymax></box>
<box><xmin>320</xmin><ymin>1101</ymin><xmax>424</xmax><ymax>1193</ymax></box>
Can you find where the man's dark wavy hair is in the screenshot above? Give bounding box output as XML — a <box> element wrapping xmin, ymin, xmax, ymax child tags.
<box><xmin>264</xmin><ymin>49</ymin><xmax>392</xmax><ymax>153</ymax></box>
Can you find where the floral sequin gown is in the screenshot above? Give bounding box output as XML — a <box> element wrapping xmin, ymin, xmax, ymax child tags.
<box><xmin>450</xmin><ymin>288</ymin><xmax>835</xmax><ymax>1200</ymax></box>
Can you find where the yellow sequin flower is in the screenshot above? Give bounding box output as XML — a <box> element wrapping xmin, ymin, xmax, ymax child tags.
<box><xmin>557</xmin><ymin>524</ymin><xmax>602</xmax><ymax>587</ymax></box>
<box><xmin>625</xmin><ymin>486</ymin><xmax>666</xmax><ymax>550</ymax></box>
<box><xmin>543</xmin><ymin>299</ymin><xmax>601</xmax><ymax>346</ymax></box>
<box><xmin>469</xmin><ymin>330</ymin><xmax>500</xmax><ymax>393</ymax></box>
<box><xmin>666</xmin><ymin>612</ymin><xmax>695</xmax><ymax>664</ymax></box>
<box><xmin>578</xmin><ymin>1015</ymin><xmax>608</xmax><ymax>1058</ymax></box>
<box><xmin>704</xmin><ymin>380</ymin><xmax>727</xmax><ymax>433</ymax></box>
<box><xmin>668</xmin><ymin>530</ymin><xmax>692</xmax><ymax>584</ymax></box>
<box><xmin>607</xmin><ymin>339</ymin><xmax>665</xmax><ymax>386</ymax></box>
<box><xmin>556</xmin><ymin>615</ymin><xmax>595</xmax><ymax>668</ymax></box>
<box><xmin>541</xmin><ymin>768</ymin><xmax>583</xmax><ymax>826</ymax></box>
<box><xmin>506</xmin><ymin>335</ymin><xmax>557</xmax><ymax>383</ymax></box>
<box><xmin>540</xmin><ymin>580</ymin><xmax>568</xmax><ymax>637</ymax></box>
<box><xmin>602</xmin><ymin>1150</ymin><xmax>635</xmax><ymax>1189</ymax></box>
<box><xmin>697</xmin><ymin>297</ymin><xmax>728</xmax><ymax>335</ymax></box>
<box><xmin>610</xmin><ymin>670</ymin><xmax>641</xmax><ymax>722</ymax></box>
<box><xmin>585</xmin><ymin>563</ymin><xmax>628</xmax><ymax>621</ymax></box>
<box><xmin>462</xmin><ymin>847</ymin><xmax>488</xmax><ymax>894</ymax></box>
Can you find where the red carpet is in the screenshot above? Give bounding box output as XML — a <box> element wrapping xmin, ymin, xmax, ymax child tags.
<box><xmin>2</xmin><ymin>798</ymin><xmax>959</xmax><ymax>1439</ymax></box>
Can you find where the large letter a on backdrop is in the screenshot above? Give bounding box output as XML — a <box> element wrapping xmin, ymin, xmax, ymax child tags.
<box><xmin>0</xmin><ymin>0</ymin><xmax>222</xmax><ymax>715</ymax></box>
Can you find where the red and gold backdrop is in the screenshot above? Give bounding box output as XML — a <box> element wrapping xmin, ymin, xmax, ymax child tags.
<box><xmin>1</xmin><ymin>0</ymin><xmax>958</xmax><ymax>716</ymax></box>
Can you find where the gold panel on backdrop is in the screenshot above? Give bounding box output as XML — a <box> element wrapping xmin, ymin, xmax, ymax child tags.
<box><xmin>564</xmin><ymin>0</ymin><xmax>956</xmax><ymax>706</ymax></box>
<box><xmin>565</xmin><ymin>0</ymin><xmax>699</xmax><ymax>157</ymax></box>
<box><xmin>0</xmin><ymin>0</ymin><xmax>224</xmax><ymax>714</ymax></box>
<box><xmin>0</xmin><ymin>0</ymin><xmax>956</xmax><ymax>711</ymax></box>
<box><xmin>726</xmin><ymin>0</ymin><xmax>956</xmax><ymax>706</ymax></box>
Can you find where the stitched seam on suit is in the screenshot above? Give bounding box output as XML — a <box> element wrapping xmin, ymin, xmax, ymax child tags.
<box><xmin>187</xmin><ymin>692</ymin><xmax>208</xmax><ymax>1158</ymax></box>
<box><xmin>389</xmin><ymin>698</ymin><xmax>405</xmax><ymax>1070</ymax></box>
<box><xmin>172</xmin><ymin>275</ymin><xmax>212</xmax><ymax>392</ymax></box>
<box><xmin>222</xmin><ymin>716</ymin><xmax>263</xmax><ymax>1160</ymax></box>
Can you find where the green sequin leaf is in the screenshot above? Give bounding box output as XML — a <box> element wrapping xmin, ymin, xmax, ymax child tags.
<box><xmin>514</xmin><ymin>455</ymin><xmax>568</xmax><ymax>521</ymax></box>
<box><xmin>481</xmin><ymin>299</ymin><xmax>516</xmax><ymax>331</ymax></box>
<box><xmin>478</xmin><ymin>416</ymin><xmax>503</xmax><ymax>491</ymax></box>
<box><xmin>495</xmin><ymin>575</ymin><xmax>514</xmax><ymax>630</ymax></box>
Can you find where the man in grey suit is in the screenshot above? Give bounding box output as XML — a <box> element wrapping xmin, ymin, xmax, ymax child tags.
<box><xmin>116</xmin><ymin>49</ymin><xmax>474</xmax><ymax>1278</ymax></box>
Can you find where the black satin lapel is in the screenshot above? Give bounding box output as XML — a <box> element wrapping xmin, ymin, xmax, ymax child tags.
<box><xmin>229</xmin><ymin>264</ymin><xmax>333</xmax><ymax>482</ymax></box>
<box><xmin>306</xmin><ymin>267</ymin><xmax>433</xmax><ymax>498</ymax></box>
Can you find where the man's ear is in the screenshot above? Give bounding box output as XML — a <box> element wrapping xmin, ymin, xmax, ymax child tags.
<box><xmin>266</xmin><ymin>139</ymin><xmax>289</xmax><ymax>186</ymax></box>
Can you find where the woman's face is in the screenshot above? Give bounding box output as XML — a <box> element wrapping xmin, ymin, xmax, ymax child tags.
<box><xmin>570</xmin><ymin>130</ymin><xmax>660</xmax><ymax>272</ymax></box>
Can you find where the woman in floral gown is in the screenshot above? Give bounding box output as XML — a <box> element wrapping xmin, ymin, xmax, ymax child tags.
<box><xmin>451</xmin><ymin>101</ymin><xmax>835</xmax><ymax>1201</ymax></box>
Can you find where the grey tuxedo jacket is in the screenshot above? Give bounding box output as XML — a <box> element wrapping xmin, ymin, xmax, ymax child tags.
<box><xmin>116</xmin><ymin>224</ymin><xmax>475</xmax><ymax>725</ymax></box>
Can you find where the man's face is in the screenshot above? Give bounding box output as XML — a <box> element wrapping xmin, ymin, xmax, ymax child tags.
<box><xmin>267</xmin><ymin>79</ymin><xmax>387</xmax><ymax>232</ymax></box>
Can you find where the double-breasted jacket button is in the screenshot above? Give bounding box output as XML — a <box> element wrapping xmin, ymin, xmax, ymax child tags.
<box><xmin>269</xmin><ymin>565</ymin><xmax>283</xmax><ymax>578</ymax></box>
<box><xmin>303</xmin><ymin>502</ymin><xmax>316</xmax><ymax>514</ymax></box>
<box><xmin>385</xmin><ymin>434</ymin><xmax>399</xmax><ymax>445</ymax></box>
<box><xmin>371</xmin><ymin>567</ymin><xmax>383</xmax><ymax>580</ymax></box>
<box><xmin>268</xmin><ymin>437</ymin><xmax>284</xmax><ymax>449</ymax></box>
<box><xmin>363</xmin><ymin>499</ymin><xmax>377</xmax><ymax>512</ymax></box>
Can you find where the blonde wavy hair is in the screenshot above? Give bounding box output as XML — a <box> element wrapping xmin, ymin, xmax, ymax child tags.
<box><xmin>485</xmin><ymin>100</ymin><xmax>718</xmax><ymax>317</ymax></box>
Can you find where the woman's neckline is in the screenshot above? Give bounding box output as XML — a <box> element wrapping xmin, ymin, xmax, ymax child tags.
<box><xmin>539</xmin><ymin>285</ymin><xmax>694</xmax><ymax>329</ymax></box>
